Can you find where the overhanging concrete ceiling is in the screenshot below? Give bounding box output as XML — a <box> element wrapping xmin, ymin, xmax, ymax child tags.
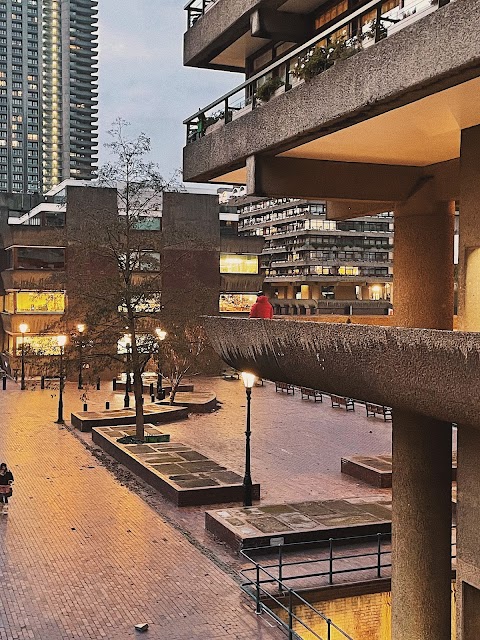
<box><xmin>203</xmin><ymin>317</ymin><xmax>480</xmax><ymax>429</ymax></box>
<box><xmin>210</xmin><ymin>32</ymin><xmax>269</xmax><ymax>69</ymax></box>
<box><xmin>280</xmin><ymin>76</ymin><xmax>480</xmax><ymax>166</ymax></box>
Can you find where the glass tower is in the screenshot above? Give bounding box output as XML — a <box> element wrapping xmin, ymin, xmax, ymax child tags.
<box><xmin>0</xmin><ymin>0</ymin><xmax>98</xmax><ymax>194</ymax></box>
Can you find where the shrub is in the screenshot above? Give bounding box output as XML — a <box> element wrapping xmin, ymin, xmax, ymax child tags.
<box><xmin>256</xmin><ymin>76</ymin><xmax>284</xmax><ymax>102</ymax></box>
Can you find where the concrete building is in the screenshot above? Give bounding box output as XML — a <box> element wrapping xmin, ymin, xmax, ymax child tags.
<box><xmin>236</xmin><ymin>195</ymin><xmax>393</xmax><ymax>314</ymax></box>
<box><xmin>0</xmin><ymin>182</ymin><xmax>263</xmax><ymax>376</ymax></box>
<box><xmin>0</xmin><ymin>0</ymin><xmax>98</xmax><ymax>194</ymax></box>
<box><xmin>182</xmin><ymin>0</ymin><xmax>480</xmax><ymax>638</ymax></box>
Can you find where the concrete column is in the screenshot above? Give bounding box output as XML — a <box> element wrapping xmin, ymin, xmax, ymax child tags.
<box><xmin>392</xmin><ymin>412</ymin><xmax>452</xmax><ymax>640</ymax></box>
<box><xmin>459</xmin><ymin>125</ymin><xmax>480</xmax><ymax>331</ymax></box>
<box><xmin>334</xmin><ymin>283</ymin><xmax>356</xmax><ymax>300</ymax></box>
<box><xmin>392</xmin><ymin>184</ymin><xmax>454</xmax><ymax>640</ymax></box>
<box><xmin>456</xmin><ymin>424</ymin><xmax>480</xmax><ymax>640</ymax></box>
<box><xmin>394</xmin><ymin>185</ymin><xmax>454</xmax><ymax>329</ymax></box>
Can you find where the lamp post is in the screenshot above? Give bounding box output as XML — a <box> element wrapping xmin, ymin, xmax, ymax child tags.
<box><xmin>124</xmin><ymin>336</ymin><xmax>131</xmax><ymax>408</ymax></box>
<box><xmin>76</xmin><ymin>323</ymin><xmax>85</xmax><ymax>389</ymax></box>
<box><xmin>155</xmin><ymin>328</ymin><xmax>167</xmax><ymax>400</ymax></box>
<box><xmin>55</xmin><ymin>335</ymin><xmax>67</xmax><ymax>424</ymax></box>
<box><xmin>241</xmin><ymin>371</ymin><xmax>256</xmax><ymax>507</ymax></box>
<box><xmin>19</xmin><ymin>322</ymin><xmax>28</xmax><ymax>390</ymax></box>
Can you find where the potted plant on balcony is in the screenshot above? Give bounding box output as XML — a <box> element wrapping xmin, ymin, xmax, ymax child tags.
<box><xmin>256</xmin><ymin>76</ymin><xmax>284</xmax><ymax>103</ymax></box>
<box><xmin>293</xmin><ymin>45</ymin><xmax>330</xmax><ymax>81</ymax></box>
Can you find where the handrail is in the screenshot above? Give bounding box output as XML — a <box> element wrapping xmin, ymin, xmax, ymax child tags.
<box><xmin>184</xmin><ymin>0</ymin><xmax>440</xmax><ymax>139</ymax></box>
<box><xmin>184</xmin><ymin>0</ymin><xmax>381</xmax><ymax>125</ymax></box>
<box><xmin>239</xmin><ymin>528</ymin><xmax>456</xmax><ymax>640</ymax></box>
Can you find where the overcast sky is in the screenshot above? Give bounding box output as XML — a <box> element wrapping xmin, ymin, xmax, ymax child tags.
<box><xmin>97</xmin><ymin>0</ymin><xmax>240</xmax><ymax>185</ymax></box>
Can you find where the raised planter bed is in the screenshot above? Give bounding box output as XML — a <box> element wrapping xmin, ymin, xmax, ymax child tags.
<box><xmin>93</xmin><ymin>426</ymin><xmax>260</xmax><ymax>507</ymax></box>
<box><xmin>158</xmin><ymin>391</ymin><xmax>217</xmax><ymax>413</ymax></box>
<box><xmin>71</xmin><ymin>403</ymin><xmax>188</xmax><ymax>432</ymax></box>
<box><xmin>206</xmin><ymin>498</ymin><xmax>392</xmax><ymax>552</ymax></box>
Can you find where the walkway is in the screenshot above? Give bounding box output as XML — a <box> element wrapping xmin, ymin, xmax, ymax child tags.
<box><xmin>0</xmin><ymin>385</ymin><xmax>282</xmax><ymax>640</ymax></box>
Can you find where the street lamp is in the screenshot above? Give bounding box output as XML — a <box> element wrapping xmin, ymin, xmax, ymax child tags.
<box><xmin>124</xmin><ymin>335</ymin><xmax>131</xmax><ymax>408</ymax></box>
<box><xmin>19</xmin><ymin>322</ymin><xmax>28</xmax><ymax>391</ymax></box>
<box><xmin>55</xmin><ymin>335</ymin><xmax>67</xmax><ymax>424</ymax></box>
<box><xmin>155</xmin><ymin>327</ymin><xmax>167</xmax><ymax>400</ymax></box>
<box><xmin>241</xmin><ymin>371</ymin><xmax>256</xmax><ymax>507</ymax></box>
<box><xmin>76</xmin><ymin>323</ymin><xmax>85</xmax><ymax>390</ymax></box>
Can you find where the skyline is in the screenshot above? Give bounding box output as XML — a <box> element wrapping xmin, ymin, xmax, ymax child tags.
<box><xmin>97</xmin><ymin>0</ymin><xmax>240</xmax><ymax>185</ymax></box>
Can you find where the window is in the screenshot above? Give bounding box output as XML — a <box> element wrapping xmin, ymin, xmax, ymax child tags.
<box><xmin>16</xmin><ymin>291</ymin><xmax>65</xmax><ymax>313</ymax></box>
<box><xmin>14</xmin><ymin>247</ymin><xmax>65</xmax><ymax>270</ymax></box>
<box><xmin>219</xmin><ymin>293</ymin><xmax>257</xmax><ymax>313</ymax></box>
<box><xmin>338</xmin><ymin>266</ymin><xmax>360</xmax><ymax>276</ymax></box>
<box><xmin>315</xmin><ymin>0</ymin><xmax>348</xmax><ymax>30</ymax></box>
<box><xmin>15</xmin><ymin>335</ymin><xmax>60</xmax><ymax>356</ymax></box>
<box><xmin>220</xmin><ymin>254</ymin><xmax>259</xmax><ymax>274</ymax></box>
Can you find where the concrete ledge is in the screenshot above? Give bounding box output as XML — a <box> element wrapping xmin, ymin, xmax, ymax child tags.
<box><xmin>114</xmin><ymin>382</ymin><xmax>194</xmax><ymax>394</ymax></box>
<box><xmin>159</xmin><ymin>392</ymin><xmax>217</xmax><ymax>413</ymax></box>
<box><xmin>341</xmin><ymin>453</ymin><xmax>457</xmax><ymax>488</ymax></box>
<box><xmin>206</xmin><ymin>499</ymin><xmax>392</xmax><ymax>552</ymax></box>
<box><xmin>92</xmin><ymin>427</ymin><xmax>260</xmax><ymax>507</ymax></box>
<box><xmin>71</xmin><ymin>404</ymin><xmax>189</xmax><ymax>432</ymax></box>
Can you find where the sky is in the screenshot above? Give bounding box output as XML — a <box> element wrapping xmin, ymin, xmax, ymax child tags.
<box><xmin>97</xmin><ymin>0</ymin><xmax>241</xmax><ymax>186</ymax></box>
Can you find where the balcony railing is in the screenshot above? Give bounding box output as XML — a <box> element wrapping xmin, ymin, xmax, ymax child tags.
<box><xmin>185</xmin><ymin>0</ymin><xmax>443</xmax><ymax>142</ymax></box>
<box><xmin>185</xmin><ymin>0</ymin><xmax>219</xmax><ymax>29</ymax></box>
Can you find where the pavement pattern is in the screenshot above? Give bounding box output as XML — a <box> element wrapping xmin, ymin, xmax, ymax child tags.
<box><xmin>0</xmin><ymin>383</ymin><xmax>283</xmax><ymax>640</ymax></box>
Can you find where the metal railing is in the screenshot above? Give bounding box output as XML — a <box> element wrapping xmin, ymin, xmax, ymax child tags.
<box><xmin>185</xmin><ymin>0</ymin><xmax>219</xmax><ymax>29</ymax></box>
<box><xmin>240</xmin><ymin>530</ymin><xmax>456</xmax><ymax>640</ymax></box>
<box><xmin>184</xmin><ymin>0</ymin><xmax>441</xmax><ymax>143</ymax></box>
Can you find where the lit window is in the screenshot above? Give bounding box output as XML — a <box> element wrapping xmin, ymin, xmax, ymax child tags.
<box><xmin>16</xmin><ymin>291</ymin><xmax>65</xmax><ymax>313</ymax></box>
<box><xmin>219</xmin><ymin>293</ymin><xmax>257</xmax><ymax>313</ymax></box>
<box><xmin>220</xmin><ymin>253</ymin><xmax>259</xmax><ymax>274</ymax></box>
<box><xmin>338</xmin><ymin>266</ymin><xmax>360</xmax><ymax>276</ymax></box>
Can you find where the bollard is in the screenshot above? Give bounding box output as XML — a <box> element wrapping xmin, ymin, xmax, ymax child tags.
<box><xmin>2</xmin><ymin>375</ymin><xmax>6</xmax><ymax>390</ymax></box>
<box><xmin>96</xmin><ymin>377</ymin><xmax>101</xmax><ymax>390</ymax></box>
<box><xmin>112</xmin><ymin>378</ymin><xmax>117</xmax><ymax>391</ymax></box>
<box><xmin>83</xmin><ymin>403</ymin><xmax>88</xmax><ymax>411</ymax></box>
<box><xmin>151</xmin><ymin>394</ymin><xmax>155</xmax><ymax>403</ymax></box>
<box><xmin>105</xmin><ymin>401</ymin><xmax>110</xmax><ymax>410</ymax></box>
<box><xmin>149</xmin><ymin>382</ymin><xmax>154</xmax><ymax>396</ymax></box>
<box><xmin>40</xmin><ymin>375</ymin><xmax>45</xmax><ymax>389</ymax></box>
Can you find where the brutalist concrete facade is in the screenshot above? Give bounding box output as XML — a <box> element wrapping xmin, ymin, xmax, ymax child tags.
<box><xmin>184</xmin><ymin>1</ymin><xmax>480</xmax><ymax>638</ymax></box>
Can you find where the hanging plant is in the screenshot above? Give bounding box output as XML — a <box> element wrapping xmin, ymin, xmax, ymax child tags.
<box><xmin>256</xmin><ymin>76</ymin><xmax>284</xmax><ymax>102</ymax></box>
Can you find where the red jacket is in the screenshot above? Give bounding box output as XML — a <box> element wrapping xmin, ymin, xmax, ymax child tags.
<box><xmin>249</xmin><ymin>295</ymin><xmax>273</xmax><ymax>319</ymax></box>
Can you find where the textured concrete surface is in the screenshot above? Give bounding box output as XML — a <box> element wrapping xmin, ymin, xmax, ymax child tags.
<box><xmin>203</xmin><ymin>317</ymin><xmax>480</xmax><ymax>429</ymax></box>
<box><xmin>184</xmin><ymin>0</ymin><xmax>480</xmax><ymax>182</ymax></box>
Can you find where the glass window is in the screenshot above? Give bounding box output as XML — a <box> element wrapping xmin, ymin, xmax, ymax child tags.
<box><xmin>132</xmin><ymin>216</ymin><xmax>161</xmax><ymax>231</ymax></box>
<box><xmin>338</xmin><ymin>266</ymin><xmax>360</xmax><ymax>276</ymax></box>
<box><xmin>220</xmin><ymin>254</ymin><xmax>259</xmax><ymax>274</ymax></box>
<box><xmin>219</xmin><ymin>293</ymin><xmax>257</xmax><ymax>313</ymax></box>
<box><xmin>315</xmin><ymin>0</ymin><xmax>348</xmax><ymax>30</ymax></box>
<box><xmin>16</xmin><ymin>291</ymin><xmax>65</xmax><ymax>313</ymax></box>
<box><xmin>4</xmin><ymin>292</ymin><xmax>14</xmax><ymax>313</ymax></box>
<box><xmin>15</xmin><ymin>335</ymin><xmax>60</xmax><ymax>356</ymax></box>
<box><xmin>16</xmin><ymin>247</ymin><xmax>65</xmax><ymax>270</ymax></box>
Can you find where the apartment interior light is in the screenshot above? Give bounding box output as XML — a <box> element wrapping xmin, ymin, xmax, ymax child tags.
<box><xmin>57</xmin><ymin>334</ymin><xmax>67</xmax><ymax>347</ymax></box>
<box><xmin>77</xmin><ymin>323</ymin><xmax>85</xmax><ymax>334</ymax></box>
<box><xmin>155</xmin><ymin>328</ymin><xmax>167</xmax><ymax>341</ymax></box>
<box><xmin>19</xmin><ymin>322</ymin><xmax>29</xmax><ymax>334</ymax></box>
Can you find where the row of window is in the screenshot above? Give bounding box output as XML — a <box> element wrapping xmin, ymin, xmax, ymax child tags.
<box><xmin>265</xmin><ymin>265</ymin><xmax>391</xmax><ymax>277</ymax></box>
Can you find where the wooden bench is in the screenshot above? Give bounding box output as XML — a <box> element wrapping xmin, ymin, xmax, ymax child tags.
<box><xmin>300</xmin><ymin>387</ymin><xmax>323</xmax><ymax>402</ymax></box>
<box><xmin>331</xmin><ymin>395</ymin><xmax>355</xmax><ymax>411</ymax></box>
<box><xmin>365</xmin><ymin>403</ymin><xmax>392</xmax><ymax>421</ymax></box>
<box><xmin>275</xmin><ymin>381</ymin><xmax>295</xmax><ymax>394</ymax></box>
<box><xmin>222</xmin><ymin>368</ymin><xmax>239</xmax><ymax>380</ymax></box>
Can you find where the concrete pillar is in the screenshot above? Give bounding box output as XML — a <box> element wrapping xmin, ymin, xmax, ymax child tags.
<box><xmin>456</xmin><ymin>423</ymin><xmax>480</xmax><ymax>640</ymax></box>
<box><xmin>310</xmin><ymin>283</ymin><xmax>320</xmax><ymax>300</ymax></box>
<box><xmin>459</xmin><ymin>125</ymin><xmax>480</xmax><ymax>331</ymax></box>
<box><xmin>334</xmin><ymin>283</ymin><xmax>356</xmax><ymax>300</ymax></box>
<box><xmin>392</xmin><ymin>412</ymin><xmax>452</xmax><ymax>640</ymax></box>
<box><xmin>392</xmin><ymin>184</ymin><xmax>454</xmax><ymax>640</ymax></box>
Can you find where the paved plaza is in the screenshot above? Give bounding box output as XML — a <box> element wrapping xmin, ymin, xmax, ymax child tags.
<box><xmin>0</xmin><ymin>375</ymin><xmax>397</xmax><ymax>639</ymax></box>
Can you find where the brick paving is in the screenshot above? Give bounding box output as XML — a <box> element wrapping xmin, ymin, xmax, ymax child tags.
<box><xmin>0</xmin><ymin>383</ymin><xmax>283</xmax><ymax>640</ymax></box>
<box><xmin>0</xmin><ymin>375</ymin><xmax>452</xmax><ymax>639</ymax></box>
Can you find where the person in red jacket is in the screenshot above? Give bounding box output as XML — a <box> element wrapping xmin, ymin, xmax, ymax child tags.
<box><xmin>249</xmin><ymin>292</ymin><xmax>274</xmax><ymax>319</ymax></box>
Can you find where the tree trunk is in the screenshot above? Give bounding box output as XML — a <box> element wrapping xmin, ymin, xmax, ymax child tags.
<box><xmin>133</xmin><ymin>369</ymin><xmax>145</xmax><ymax>440</ymax></box>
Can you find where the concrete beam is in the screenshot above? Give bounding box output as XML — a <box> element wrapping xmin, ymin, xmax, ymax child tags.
<box><xmin>202</xmin><ymin>317</ymin><xmax>480</xmax><ymax>430</ymax></box>
<box><xmin>247</xmin><ymin>155</ymin><xmax>424</xmax><ymax>202</ymax></box>
<box><xmin>250</xmin><ymin>8</ymin><xmax>311</xmax><ymax>42</ymax></box>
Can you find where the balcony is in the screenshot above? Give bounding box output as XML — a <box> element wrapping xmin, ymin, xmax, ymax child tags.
<box><xmin>183</xmin><ymin>0</ymin><xmax>480</xmax><ymax>193</ymax></box>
